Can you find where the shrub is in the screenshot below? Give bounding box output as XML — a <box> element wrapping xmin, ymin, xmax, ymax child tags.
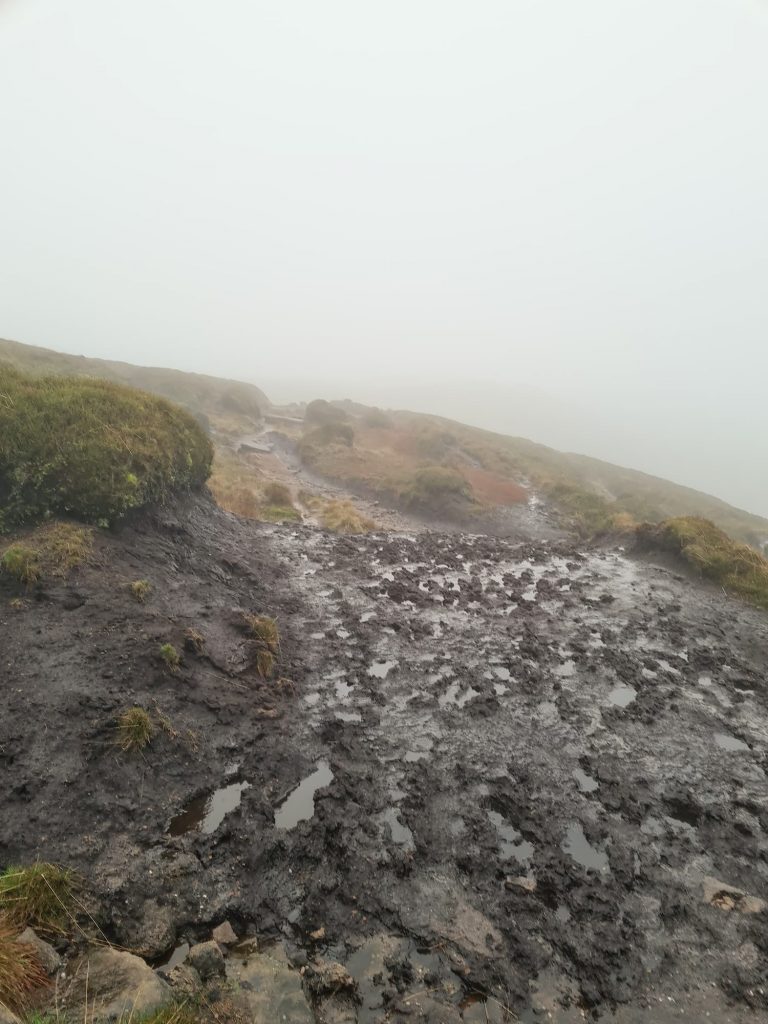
<box><xmin>130</xmin><ymin>579</ymin><xmax>152</xmax><ymax>603</ymax></box>
<box><xmin>159</xmin><ymin>644</ymin><xmax>181</xmax><ymax>672</ymax></box>
<box><xmin>400</xmin><ymin>466</ymin><xmax>472</xmax><ymax>510</ymax></box>
<box><xmin>262</xmin><ymin>481</ymin><xmax>292</xmax><ymax>506</ymax></box>
<box><xmin>320</xmin><ymin>500</ymin><xmax>374</xmax><ymax>534</ymax></box>
<box><xmin>304</xmin><ymin>399</ymin><xmax>349</xmax><ymax>427</ymax></box>
<box><xmin>637</xmin><ymin>516</ymin><xmax>768</xmax><ymax>610</ymax></box>
<box><xmin>116</xmin><ymin>707</ymin><xmax>154</xmax><ymax>752</ymax></box>
<box><xmin>0</xmin><ymin>863</ymin><xmax>77</xmax><ymax>933</ymax></box>
<box><xmin>0</xmin><ymin>544</ymin><xmax>39</xmax><ymax>584</ymax></box>
<box><xmin>0</xmin><ymin>364</ymin><xmax>213</xmax><ymax>530</ymax></box>
<box><xmin>0</xmin><ymin>915</ymin><xmax>48</xmax><ymax>1013</ymax></box>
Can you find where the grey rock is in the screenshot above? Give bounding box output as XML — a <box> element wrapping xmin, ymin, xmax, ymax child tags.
<box><xmin>164</xmin><ymin>963</ymin><xmax>201</xmax><ymax>997</ymax></box>
<box><xmin>17</xmin><ymin>926</ymin><xmax>61</xmax><ymax>975</ymax></box>
<box><xmin>187</xmin><ymin>940</ymin><xmax>225</xmax><ymax>979</ymax></box>
<box><xmin>212</xmin><ymin>920</ymin><xmax>238</xmax><ymax>946</ymax></box>
<box><xmin>226</xmin><ymin>943</ymin><xmax>313</xmax><ymax>1023</ymax></box>
<box><xmin>60</xmin><ymin>946</ymin><xmax>172</xmax><ymax>1022</ymax></box>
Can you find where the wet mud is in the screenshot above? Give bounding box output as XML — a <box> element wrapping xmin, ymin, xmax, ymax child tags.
<box><xmin>1</xmin><ymin>493</ymin><xmax>768</xmax><ymax>1021</ymax></box>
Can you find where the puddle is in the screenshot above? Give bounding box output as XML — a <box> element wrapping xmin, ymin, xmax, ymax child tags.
<box><xmin>488</xmin><ymin>810</ymin><xmax>534</xmax><ymax>863</ymax></box>
<box><xmin>573</xmin><ymin>768</ymin><xmax>598</xmax><ymax>793</ymax></box>
<box><xmin>303</xmin><ymin>692</ymin><xmax>321</xmax><ymax>707</ymax></box>
<box><xmin>554</xmin><ymin>660</ymin><xmax>576</xmax><ymax>679</ymax></box>
<box><xmin>368</xmin><ymin>660</ymin><xmax>396</xmax><ymax>679</ymax></box>
<box><xmin>274</xmin><ymin>761</ymin><xmax>334</xmax><ymax>829</ymax></box>
<box><xmin>494</xmin><ymin>683</ymin><xmax>508</xmax><ymax>696</ymax></box>
<box><xmin>492</xmin><ymin>666</ymin><xmax>511</xmax><ymax>681</ymax></box>
<box><xmin>169</xmin><ymin>780</ymin><xmax>251</xmax><ymax>836</ymax></box>
<box><xmin>608</xmin><ymin>684</ymin><xmax>637</xmax><ymax>707</ymax></box>
<box><xmin>335</xmin><ymin>710</ymin><xmax>361</xmax><ymax>723</ymax></box>
<box><xmin>380</xmin><ymin>807</ymin><xmax>414</xmax><ymax>847</ymax></box>
<box><xmin>334</xmin><ymin>679</ymin><xmax>354</xmax><ymax>700</ymax></box>
<box><xmin>360</xmin><ymin>611</ymin><xmax>376</xmax><ymax>623</ymax></box>
<box><xmin>562</xmin><ymin>822</ymin><xmax>609</xmax><ymax>873</ymax></box>
<box><xmin>555</xmin><ymin>904</ymin><xmax>571</xmax><ymax>924</ymax></box>
<box><xmin>714</xmin><ymin>732</ymin><xmax>749</xmax><ymax>752</ymax></box>
<box><xmin>438</xmin><ymin>682</ymin><xmax>480</xmax><ymax>708</ymax></box>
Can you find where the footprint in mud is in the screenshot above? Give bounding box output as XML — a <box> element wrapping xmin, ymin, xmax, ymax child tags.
<box><xmin>169</xmin><ymin>780</ymin><xmax>250</xmax><ymax>837</ymax></box>
<box><xmin>714</xmin><ymin>731</ymin><xmax>750</xmax><ymax>752</ymax></box>
<box><xmin>487</xmin><ymin>810</ymin><xmax>534</xmax><ymax>864</ymax></box>
<box><xmin>368</xmin><ymin>660</ymin><xmax>397</xmax><ymax>679</ymax></box>
<box><xmin>274</xmin><ymin>761</ymin><xmax>334</xmax><ymax>829</ymax></box>
<box><xmin>607</xmin><ymin>683</ymin><xmax>636</xmax><ymax>707</ymax></box>
<box><xmin>561</xmin><ymin>822</ymin><xmax>610</xmax><ymax>873</ymax></box>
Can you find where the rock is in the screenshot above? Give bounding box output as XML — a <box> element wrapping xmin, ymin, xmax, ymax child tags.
<box><xmin>702</xmin><ymin>876</ymin><xmax>766</xmax><ymax>914</ymax></box>
<box><xmin>61</xmin><ymin>946</ymin><xmax>172</xmax><ymax>1023</ymax></box>
<box><xmin>17</xmin><ymin>926</ymin><xmax>61</xmax><ymax>975</ymax></box>
<box><xmin>187</xmin><ymin>940</ymin><xmax>225</xmax><ymax>979</ymax></box>
<box><xmin>226</xmin><ymin>942</ymin><xmax>313</xmax><ymax>1022</ymax></box>
<box><xmin>122</xmin><ymin>900</ymin><xmax>177</xmax><ymax>959</ymax></box>
<box><xmin>309</xmin><ymin>926</ymin><xmax>326</xmax><ymax>941</ymax></box>
<box><xmin>212</xmin><ymin>920</ymin><xmax>238</xmax><ymax>946</ymax></box>
<box><xmin>163</xmin><ymin>963</ymin><xmax>201</xmax><ymax>997</ymax></box>
<box><xmin>303</xmin><ymin>959</ymin><xmax>356</xmax><ymax>998</ymax></box>
<box><xmin>504</xmin><ymin>875</ymin><xmax>537</xmax><ymax>893</ymax></box>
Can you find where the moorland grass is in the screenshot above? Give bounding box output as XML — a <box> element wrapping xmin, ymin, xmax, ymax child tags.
<box><xmin>0</xmin><ymin>864</ymin><xmax>77</xmax><ymax>933</ymax></box>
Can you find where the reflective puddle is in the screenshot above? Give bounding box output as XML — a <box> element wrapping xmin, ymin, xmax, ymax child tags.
<box><xmin>368</xmin><ymin>660</ymin><xmax>397</xmax><ymax>679</ymax></box>
<box><xmin>715</xmin><ymin>732</ymin><xmax>749</xmax><ymax>752</ymax></box>
<box><xmin>562</xmin><ymin>822</ymin><xmax>610</xmax><ymax>873</ymax></box>
<box><xmin>608</xmin><ymin>683</ymin><xmax>637</xmax><ymax>707</ymax></box>
<box><xmin>380</xmin><ymin>807</ymin><xmax>414</xmax><ymax>848</ymax></box>
<box><xmin>573</xmin><ymin>767</ymin><xmax>598</xmax><ymax>793</ymax></box>
<box><xmin>169</xmin><ymin>780</ymin><xmax>251</xmax><ymax>836</ymax></box>
<box><xmin>488</xmin><ymin>810</ymin><xmax>534</xmax><ymax>863</ymax></box>
<box><xmin>274</xmin><ymin>761</ymin><xmax>334</xmax><ymax>829</ymax></box>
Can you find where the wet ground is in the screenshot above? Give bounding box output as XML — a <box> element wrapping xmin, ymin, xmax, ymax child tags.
<box><xmin>2</xmin><ymin>493</ymin><xmax>768</xmax><ymax>1021</ymax></box>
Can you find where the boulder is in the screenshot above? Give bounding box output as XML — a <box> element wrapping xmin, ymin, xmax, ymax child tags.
<box><xmin>61</xmin><ymin>946</ymin><xmax>172</xmax><ymax>1022</ymax></box>
<box><xmin>226</xmin><ymin>943</ymin><xmax>313</xmax><ymax>1023</ymax></box>
<box><xmin>187</xmin><ymin>940</ymin><xmax>225</xmax><ymax>979</ymax></box>
<box><xmin>163</xmin><ymin>963</ymin><xmax>201</xmax><ymax>997</ymax></box>
<box><xmin>212</xmin><ymin>920</ymin><xmax>238</xmax><ymax>947</ymax></box>
<box><xmin>17</xmin><ymin>927</ymin><xmax>61</xmax><ymax>976</ymax></box>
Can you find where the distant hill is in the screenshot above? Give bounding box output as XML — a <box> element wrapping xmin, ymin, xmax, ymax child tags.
<box><xmin>0</xmin><ymin>337</ymin><xmax>269</xmax><ymax>428</ymax></box>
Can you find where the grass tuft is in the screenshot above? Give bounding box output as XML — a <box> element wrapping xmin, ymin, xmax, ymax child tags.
<box><xmin>0</xmin><ymin>915</ymin><xmax>48</xmax><ymax>1013</ymax></box>
<box><xmin>244</xmin><ymin>614</ymin><xmax>280</xmax><ymax>678</ymax></box>
<box><xmin>130</xmin><ymin>579</ymin><xmax>152</xmax><ymax>603</ymax></box>
<box><xmin>0</xmin><ymin>545</ymin><xmax>39</xmax><ymax>584</ymax></box>
<box><xmin>0</xmin><ymin>864</ymin><xmax>77</xmax><ymax>934</ymax></box>
<box><xmin>159</xmin><ymin>644</ymin><xmax>181</xmax><ymax>672</ymax></box>
<box><xmin>116</xmin><ymin>707</ymin><xmax>154</xmax><ymax>752</ymax></box>
<box><xmin>638</xmin><ymin>516</ymin><xmax>768</xmax><ymax>610</ymax></box>
<box><xmin>262</xmin><ymin>481</ymin><xmax>292</xmax><ymax>506</ymax></box>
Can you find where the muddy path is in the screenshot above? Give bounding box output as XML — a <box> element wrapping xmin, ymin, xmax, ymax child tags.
<box><xmin>1</xmin><ymin>494</ymin><xmax>768</xmax><ymax>1022</ymax></box>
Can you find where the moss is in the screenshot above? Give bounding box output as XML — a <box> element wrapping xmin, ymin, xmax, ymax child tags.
<box><xmin>159</xmin><ymin>643</ymin><xmax>181</xmax><ymax>672</ymax></box>
<box><xmin>0</xmin><ymin>363</ymin><xmax>212</xmax><ymax>530</ymax></box>
<box><xmin>0</xmin><ymin>863</ymin><xmax>78</xmax><ymax>933</ymax></box>
<box><xmin>638</xmin><ymin>516</ymin><xmax>768</xmax><ymax>610</ymax></box>
<box><xmin>130</xmin><ymin>579</ymin><xmax>152</xmax><ymax>603</ymax></box>
<box><xmin>116</xmin><ymin>707</ymin><xmax>154</xmax><ymax>752</ymax></box>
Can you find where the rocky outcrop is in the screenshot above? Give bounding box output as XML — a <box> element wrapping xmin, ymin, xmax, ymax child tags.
<box><xmin>60</xmin><ymin>947</ymin><xmax>172</xmax><ymax>1023</ymax></box>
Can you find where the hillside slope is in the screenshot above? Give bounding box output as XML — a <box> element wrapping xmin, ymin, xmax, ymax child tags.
<box><xmin>0</xmin><ymin>336</ymin><xmax>268</xmax><ymax>427</ymax></box>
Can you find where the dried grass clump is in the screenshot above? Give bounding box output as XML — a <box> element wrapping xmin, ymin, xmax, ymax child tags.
<box><xmin>130</xmin><ymin>579</ymin><xmax>152</xmax><ymax>603</ymax></box>
<box><xmin>0</xmin><ymin>914</ymin><xmax>48</xmax><ymax>1013</ymax></box>
<box><xmin>116</xmin><ymin>707</ymin><xmax>154</xmax><ymax>752</ymax></box>
<box><xmin>0</xmin><ymin>863</ymin><xmax>78</xmax><ymax>933</ymax></box>
<box><xmin>244</xmin><ymin>614</ymin><xmax>280</xmax><ymax>679</ymax></box>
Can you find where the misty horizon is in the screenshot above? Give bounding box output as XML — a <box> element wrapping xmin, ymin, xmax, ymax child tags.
<box><xmin>1</xmin><ymin>1</ymin><xmax>767</xmax><ymax>516</ymax></box>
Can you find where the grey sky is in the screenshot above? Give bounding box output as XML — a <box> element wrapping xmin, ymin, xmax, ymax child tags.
<box><xmin>1</xmin><ymin>0</ymin><xmax>767</xmax><ymax>514</ymax></box>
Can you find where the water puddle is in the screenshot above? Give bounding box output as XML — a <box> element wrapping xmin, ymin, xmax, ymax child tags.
<box><xmin>335</xmin><ymin>710</ymin><xmax>361</xmax><ymax>723</ymax></box>
<box><xmin>274</xmin><ymin>761</ymin><xmax>334</xmax><ymax>829</ymax></box>
<box><xmin>360</xmin><ymin>611</ymin><xmax>376</xmax><ymax>623</ymax></box>
<box><xmin>554</xmin><ymin>660</ymin><xmax>576</xmax><ymax>679</ymax></box>
<box><xmin>169</xmin><ymin>780</ymin><xmax>251</xmax><ymax>836</ymax></box>
<box><xmin>492</xmin><ymin>666</ymin><xmax>511</xmax><ymax>681</ymax></box>
<box><xmin>380</xmin><ymin>807</ymin><xmax>414</xmax><ymax>847</ymax></box>
<box><xmin>368</xmin><ymin>660</ymin><xmax>397</xmax><ymax>679</ymax></box>
<box><xmin>555</xmin><ymin>904</ymin><xmax>571</xmax><ymax>924</ymax></box>
<box><xmin>488</xmin><ymin>810</ymin><xmax>534</xmax><ymax>863</ymax></box>
<box><xmin>438</xmin><ymin>682</ymin><xmax>480</xmax><ymax>708</ymax></box>
<box><xmin>334</xmin><ymin>679</ymin><xmax>354</xmax><ymax>700</ymax></box>
<box><xmin>714</xmin><ymin>732</ymin><xmax>749</xmax><ymax>752</ymax></box>
<box><xmin>573</xmin><ymin>768</ymin><xmax>598</xmax><ymax>793</ymax></box>
<box><xmin>303</xmin><ymin>692</ymin><xmax>320</xmax><ymax>707</ymax></box>
<box><xmin>608</xmin><ymin>684</ymin><xmax>636</xmax><ymax>707</ymax></box>
<box><xmin>562</xmin><ymin>822</ymin><xmax>609</xmax><ymax>873</ymax></box>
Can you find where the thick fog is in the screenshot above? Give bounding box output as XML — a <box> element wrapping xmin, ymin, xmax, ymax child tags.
<box><xmin>1</xmin><ymin>0</ymin><xmax>767</xmax><ymax>515</ymax></box>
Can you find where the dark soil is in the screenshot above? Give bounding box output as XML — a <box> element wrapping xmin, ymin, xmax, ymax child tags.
<box><xmin>1</xmin><ymin>493</ymin><xmax>767</xmax><ymax>1022</ymax></box>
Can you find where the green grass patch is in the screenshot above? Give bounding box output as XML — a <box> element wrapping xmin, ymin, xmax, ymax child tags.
<box><xmin>116</xmin><ymin>707</ymin><xmax>154</xmax><ymax>752</ymax></box>
<box><xmin>0</xmin><ymin>363</ymin><xmax>212</xmax><ymax>530</ymax></box>
<box><xmin>638</xmin><ymin>516</ymin><xmax>768</xmax><ymax>610</ymax></box>
<box><xmin>159</xmin><ymin>644</ymin><xmax>181</xmax><ymax>672</ymax></box>
<box><xmin>1</xmin><ymin>523</ymin><xmax>93</xmax><ymax>586</ymax></box>
<box><xmin>0</xmin><ymin>864</ymin><xmax>78</xmax><ymax>934</ymax></box>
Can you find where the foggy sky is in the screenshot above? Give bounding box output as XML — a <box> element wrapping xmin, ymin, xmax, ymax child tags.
<box><xmin>1</xmin><ymin>1</ymin><xmax>767</xmax><ymax>515</ymax></box>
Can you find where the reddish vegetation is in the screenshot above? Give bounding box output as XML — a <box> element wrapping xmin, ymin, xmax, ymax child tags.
<box><xmin>460</xmin><ymin>467</ymin><xmax>528</xmax><ymax>505</ymax></box>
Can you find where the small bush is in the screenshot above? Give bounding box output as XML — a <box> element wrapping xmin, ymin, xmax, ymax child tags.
<box><xmin>244</xmin><ymin>614</ymin><xmax>280</xmax><ymax>678</ymax></box>
<box><xmin>0</xmin><ymin>915</ymin><xmax>48</xmax><ymax>1013</ymax></box>
<box><xmin>130</xmin><ymin>579</ymin><xmax>152</xmax><ymax>603</ymax></box>
<box><xmin>0</xmin><ymin>863</ymin><xmax>77</xmax><ymax>933</ymax></box>
<box><xmin>304</xmin><ymin>399</ymin><xmax>349</xmax><ymax>427</ymax></box>
<box><xmin>400</xmin><ymin>466</ymin><xmax>472</xmax><ymax>510</ymax></box>
<box><xmin>262</xmin><ymin>481</ymin><xmax>292</xmax><ymax>506</ymax></box>
<box><xmin>0</xmin><ymin>364</ymin><xmax>212</xmax><ymax>530</ymax></box>
<box><xmin>159</xmin><ymin>644</ymin><xmax>181</xmax><ymax>672</ymax></box>
<box><xmin>320</xmin><ymin>500</ymin><xmax>374</xmax><ymax>534</ymax></box>
<box><xmin>116</xmin><ymin>707</ymin><xmax>154</xmax><ymax>752</ymax></box>
<box><xmin>0</xmin><ymin>544</ymin><xmax>39</xmax><ymax>584</ymax></box>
